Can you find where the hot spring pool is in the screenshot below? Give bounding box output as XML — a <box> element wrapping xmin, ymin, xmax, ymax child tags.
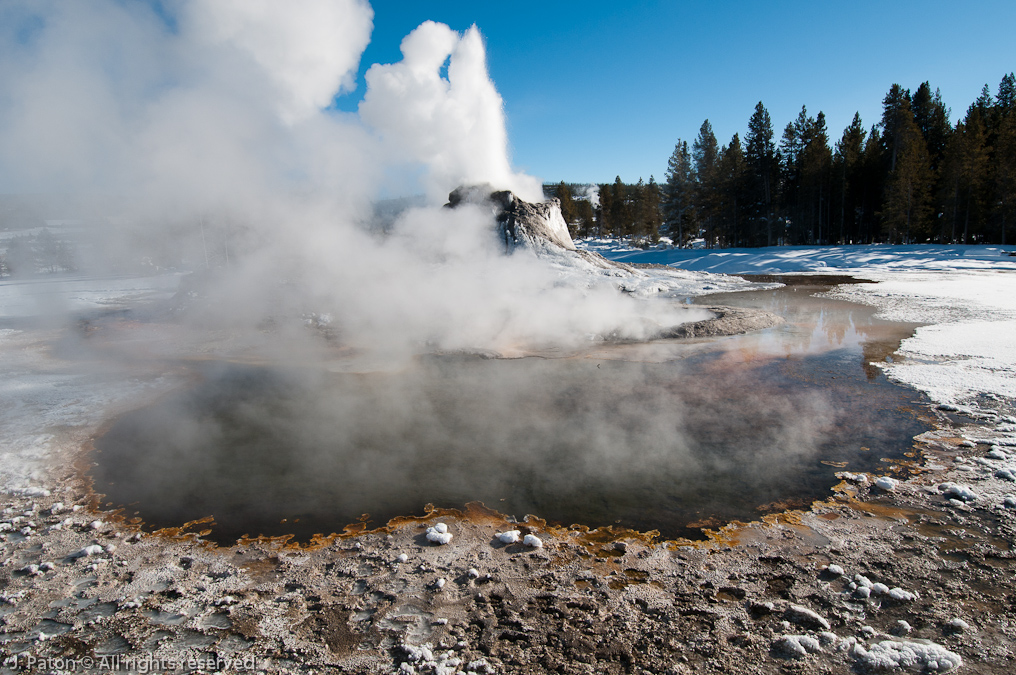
<box><xmin>91</xmin><ymin>283</ymin><xmax>930</xmax><ymax>543</ymax></box>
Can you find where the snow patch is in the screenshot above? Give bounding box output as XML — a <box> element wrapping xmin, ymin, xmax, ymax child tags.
<box><xmin>425</xmin><ymin>523</ymin><xmax>453</xmax><ymax>545</ymax></box>
<box><xmin>496</xmin><ymin>530</ymin><xmax>521</xmax><ymax>544</ymax></box>
<box><xmin>852</xmin><ymin>639</ymin><xmax>962</xmax><ymax>672</ymax></box>
<box><xmin>776</xmin><ymin>634</ymin><xmax>823</xmax><ymax>657</ymax></box>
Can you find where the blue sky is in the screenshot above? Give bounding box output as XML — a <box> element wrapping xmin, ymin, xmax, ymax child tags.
<box><xmin>340</xmin><ymin>0</ymin><xmax>1016</xmax><ymax>186</ymax></box>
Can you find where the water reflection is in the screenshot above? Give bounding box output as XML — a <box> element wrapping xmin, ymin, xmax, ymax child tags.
<box><xmin>91</xmin><ymin>286</ymin><xmax>929</xmax><ymax>543</ymax></box>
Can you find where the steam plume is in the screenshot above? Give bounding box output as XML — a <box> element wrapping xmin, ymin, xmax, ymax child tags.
<box><xmin>0</xmin><ymin>1</ymin><xmax>699</xmax><ymax>359</ymax></box>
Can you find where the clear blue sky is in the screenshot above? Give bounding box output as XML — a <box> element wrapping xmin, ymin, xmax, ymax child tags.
<box><xmin>341</xmin><ymin>1</ymin><xmax>1015</xmax><ymax>186</ymax></box>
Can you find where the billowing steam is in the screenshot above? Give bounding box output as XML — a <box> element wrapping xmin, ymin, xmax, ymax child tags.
<box><xmin>0</xmin><ymin>0</ymin><xmax>696</xmax><ymax>358</ymax></box>
<box><xmin>359</xmin><ymin>21</ymin><xmax>543</xmax><ymax>203</ymax></box>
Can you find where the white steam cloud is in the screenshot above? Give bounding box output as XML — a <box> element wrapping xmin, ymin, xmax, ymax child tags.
<box><xmin>359</xmin><ymin>21</ymin><xmax>542</xmax><ymax>202</ymax></box>
<box><xmin>0</xmin><ymin>0</ymin><xmax>689</xmax><ymax>359</ymax></box>
<box><xmin>188</xmin><ymin>0</ymin><xmax>374</xmax><ymax>123</ymax></box>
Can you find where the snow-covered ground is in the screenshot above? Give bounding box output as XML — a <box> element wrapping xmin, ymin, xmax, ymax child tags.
<box><xmin>578</xmin><ymin>240</ymin><xmax>1016</xmax><ymax>408</ymax></box>
<box><xmin>0</xmin><ymin>272</ymin><xmax>183</xmax><ymax>319</ymax></box>
<box><xmin>0</xmin><ymin>273</ymin><xmax>186</xmax><ymax>492</ymax></box>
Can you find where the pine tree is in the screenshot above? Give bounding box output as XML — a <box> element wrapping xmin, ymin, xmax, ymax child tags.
<box><xmin>800</xmin><ymin>112</ymin><xmax>832</xmax><ymax>243</ymax></box>
<box><xmin>555</xmin><ymin>182</ymin><xmax>578</xmax><ymax>235</ymax></box>
<box><xmin>574</xmin><ymin>198</ymin><xmax>595</xmax><ymax>238</ymax></box>
<box><xmin>596</xmin><ymin>183</ymin><xmax>613</xmax><ymax>236</ymax></box>
<box><xmin>992</xmin><ymin>74</ymin><xmax>1016</xmax><ymax>244</ymax></box>
<box><xmin>997</xmin><ymin>73</ymin><xmax>1016</xmax><ymax>113</ymax></box>
<box><xmin>663</xmin><ymin>140</ymin><xmax>695</xmax><ymax>246</ymax></box>
<box><xmin>954</xmin><ymin>108</ymin><xmax>990</xmax><ymax>243</ymax></box>
<box><xmin>833</xmin><ymin>113</ymin><xmax>867</xmax><ymax>243</ymax></box>
<box><xmin>693</xmin><ymin>121</ymin><xmax>720</xmax><ymax>245</ymax></box>
<box><xmin>995</xmin><ymin>112</ymin><xmax>1016</xmax><ymax>245</ymax></box>
<box><xmin>745</xmin><ymin>102</ymin><xmax>777</xmax><ymax>245</ymax></box>
<box><xmin>882</xmin><ymin>117</ymin><xmax>934</xmax><ymax>243</ymax></box>
<box><xmin>860</xmin><ymin>126</ymin><xmax>884</xmax><ymax>243</ymax></box>
<box><xmin>778</xmin><ymin>107</ymin><xmax>812</xmax><ymax>243</ymax></box>
<box><xmin>610</xmin><ymin>176</ymin><xmax>629</xmax><ymax>238</ymax></box>
<box><xmin>912</xmin><ymin>82</ymin><xmax>950</xmax><ymax>175</ymax></box>
<box><xmin>642</xmin><ymin>176</ymin><xmax>663</xmax><ymax>244</ymax></box>
<box><xmin>881</xmin><ymin>84</ymin><xmax>913</xmax><ymax>173</ymax></box>
<box><xmin>716</xmin><ymin>135</ymin><xmax>747</xmax><ymax>247</ymax></box>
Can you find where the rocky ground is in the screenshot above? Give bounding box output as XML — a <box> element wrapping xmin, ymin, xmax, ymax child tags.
<box><xmin>1</xmin><ymin>397</ymin><xmax>1014</xmax><ymax>674</ymax></box>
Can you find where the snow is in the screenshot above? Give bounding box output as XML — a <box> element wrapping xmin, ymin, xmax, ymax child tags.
<box><xmin>579</xmin><ymin>241</ymin><xmax>1016</xmax><ymax>408</ymax></box>
<box><xmin>940</xmin><ymin>483</ymin><xmax>977</xmax><ymax>501</ymax></box>
<box><xmin>496</xmin><ymin>530</ymin><xmax>521</xmax><ymax>544</ymax></box>
<box><xmin>945</xmin><ymin>618</ymin><xmax>970</xmax><ymax>632</ymax></box>
<box><xmin>786</xmin><ymin>604</ymin><xmax>831</xmax><ymax>630</ymax></box>
<box><xmin>875</xmin><ymin>477</ymin><xmax>898</xmax><ymax>491</ymax></box>
<box><xmin>76</xmin><ymin>544</ymin><xmax>104</xmax><ymax>557</ymax></box>
<box><xmin>776</xmin><ymin>634</ymin><xmax>823</xmax><ymax>657</ymax></box>
<box><xmin>522</xmin><ymin>533</ymin><xmax>543</xmax><ymax>548</ymax></box>
<box><xmin>0</xmin><ymin>272</ymin><xmax>184</xmax><ymax>319</ymax></box>
<box><xmin>853</xmin><ymin>639</ymin><xmax>962</xmax><ymax>672</ymax></box>
<box><xmin>425</xmin><ymin>523</ymin><xmax>453</xmax><ymax>545</ymax></box>
<box><xmin>888</xmin><ymin>587</ymin><xmax>916</xmax><ymax>602</ymax></box>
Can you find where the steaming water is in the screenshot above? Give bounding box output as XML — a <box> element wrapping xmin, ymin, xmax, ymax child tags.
<box><xmin>91</xmin><ymin>286</ymin><xmax>929</xmax><ymax>543</ymax></box>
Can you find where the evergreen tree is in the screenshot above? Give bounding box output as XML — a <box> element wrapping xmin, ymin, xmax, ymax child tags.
<box><xmin>778</xmin><ymin>106</ymin><xmax>811</xmax><ymax>242</ymax></box>
<box><xmin>997</xmin><ymin>73</ymin><xmax>1016</xmax><ymax>113</ymax></box>
<box><xmin>555</xmin><ymin>182</ymin><xmax>578</xmax><ymax>236</ymax></box>
<box><xmin>800</xmin><ymin>112</ymin><xmax>832</xmax><ymax>243</ymax></box>
<box><xmin>596</xmin><ymin>183</ymin><xmax>613</xmax><ymax>236</ymax></box>
<box><xmin>641</xmin><ymin>176</ymin><xmax>663</xmax><ymax>244</ymax></box>
<box><xmin>881</xmin><ymin>84</ymin><xmax>913</xmax><ymax>172</ymax></box>
<box><xmin>745</xmin><ymin>101</ymin><xmax>777</xmax><ymax>245</ymax></box>
<box><xmin>882</xmin><ymin>117</ymin><xmax>934</xmax><ymax>243</ymax></box>
<box><xmin>994</xmin><ymin>111</ymin><xmax>1016</xmax><ymax>245</ymax></box>
<box><xmin>716</xmin><ymin>135</ymin><xmax>747</xmax><ymax>246</ymax></box>
<box><xmin>952</xmin><ymin>108</ymin><xmax>990</xmax><ymax>243</ymax></box>
<box><xmin>610</xmin><ymin>176</ymin><xmax>629</xmax><ymax>237</ymax></box>
<box><xmin>574</xmin><ymin>198</ymin><xmax>595</xmax><ymax>238</ymax></box>
<box><xmin>911</xmin><ymin>82</ymin><xmax>950</xmax><ymax>174</ymax></box>
<box><xmin>833</xmin><ymin>113</ymin><xmax>867</xmax><ymax>243</ymax></box>
<box><xmin>693</xmin><ymin>120</ymin><xmax>719</xmax><ymax>245</ymax></box>
<box><xmin>992</xmin><ymin>74</ymin><xmax>1016</xmax><ymax>244</ymax></box>
<box><xmin>859</xmin><ymin>125</ymin><xmax>884</xmax><ymax>243</ymax></box>
<box><xmin>663</xmin><ymin>140</ymin><xmax>695</xmax><ymax>246</ymax></box>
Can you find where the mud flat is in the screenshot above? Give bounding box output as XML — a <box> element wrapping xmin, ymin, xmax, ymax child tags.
<box><xmin>2</xmin><ymin>287</ymin><xmax>1015</xmax><ymax>673</ymax></box>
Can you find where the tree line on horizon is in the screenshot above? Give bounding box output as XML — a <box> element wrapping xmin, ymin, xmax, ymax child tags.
<box><xmin>550</xmin><ymin>73</ymin><xmax>1016</xmax><ymax>248</ymax></box>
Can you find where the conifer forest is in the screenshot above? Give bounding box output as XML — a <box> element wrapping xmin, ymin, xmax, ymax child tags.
<box><xmin>551</xmin><ymin>74</ymin><xmax>1016</xmax><ymax>248</ymax></box>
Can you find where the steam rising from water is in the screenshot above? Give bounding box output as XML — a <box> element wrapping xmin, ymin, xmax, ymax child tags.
<box><xmin>94</xmin><ymin>335</ymin><xmax>930</xmax><ymax>542</ymax></box>
<box><xmin>0</xmin><ymin>0</ymin><xmax>696</xmax><ymax>356</ymax></box>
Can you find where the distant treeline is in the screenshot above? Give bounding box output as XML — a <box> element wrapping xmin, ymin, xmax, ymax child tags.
<box><xmin>0</xmin><ymin>229</ymin><xmax>75</xmax><ymax>277</ymax></box>
<box><xmin>549</xmin><ymin>73</ymin><xmax>1016</xmax><ymax>248</ymax></box>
